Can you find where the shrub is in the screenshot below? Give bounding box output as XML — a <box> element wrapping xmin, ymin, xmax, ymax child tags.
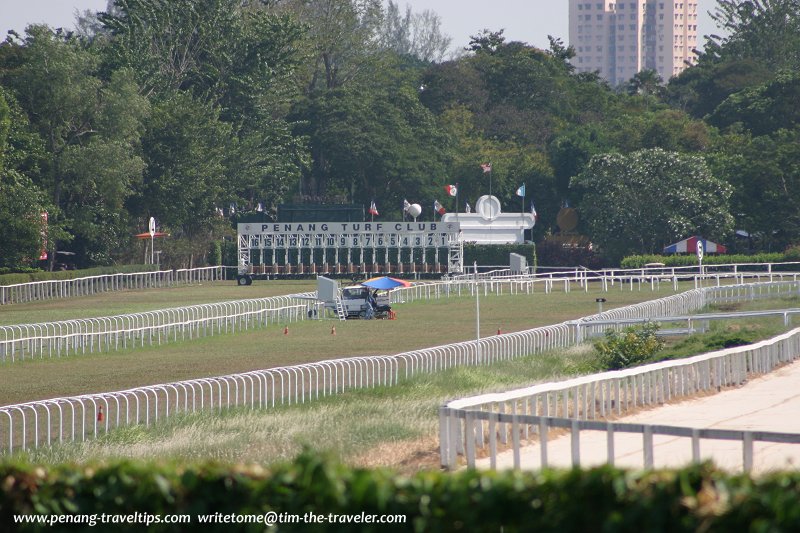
<box><xmin>620</xmin><ymin>253</ymin><xmax>788</xmax><ymax>269</ymax></box>
<box><xmin>594</xmin><ymin>323</ymin><xmax>664</xmax><ymax>370</ymax></box>
<box><xmin>3</xmin><ymin>453</ymin><xmax>800</xmax><ymax>531</ymax></box>
<box><xmin>463</xmin><ymin>244</ymin><xmax>536</xmax><ymax>267</ymax></box>
<box><xmin>0</xmin><ymin>265</ymin><xmax>158</xmax><ymax>286</ymax></box>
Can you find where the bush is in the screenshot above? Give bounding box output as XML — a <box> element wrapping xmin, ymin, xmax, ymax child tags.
<box><xmin>463</xmin><ymin>244</ymin><xmax>536</xmax><ymax>267</ymax></box>
<box><xmin>207</xmin><ymin>241</ymin><xmax>222</xmax><ymax>266</ymax></box>
<box><xmin>3</xmin><ymin>453</ymin><xmax>800</xmax><ymax>532</ymax></box>
<box><xmin>594</xmin><ymin>323</ymin><xmax>664</xmax><ymax>370</ymax></box>
<box><xmin>620</xmin><ymin>253</ymin><xmax>788</xmax><ymax>269</ymax></box>
<box><xmin>0</xmin><ymin>265</ymin><xmax>158</xmax><ymax>286</ymax></box>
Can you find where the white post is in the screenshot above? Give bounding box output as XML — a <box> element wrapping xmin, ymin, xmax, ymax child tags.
<box><xmin>475</xmin><ymin>261</ymin><xmax>481</xmax><ymax>364</ymax></box>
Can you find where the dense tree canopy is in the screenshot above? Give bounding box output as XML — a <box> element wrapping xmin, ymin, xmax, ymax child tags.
<box><xmin>0</xmin><ymin>0</ymin><xmax>799</xmax><ymax>269</ymax></box>
<box><xmin>571</xmin><ymin>149</ymin><xmax>734</xmax><ymax>261</ymax></box>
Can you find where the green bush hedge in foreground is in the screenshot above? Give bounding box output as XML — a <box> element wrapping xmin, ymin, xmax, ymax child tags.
<box><xmin>2</xmin><ymin>451</ymin><xmax>800</xmax><ymax>532</ymax></box>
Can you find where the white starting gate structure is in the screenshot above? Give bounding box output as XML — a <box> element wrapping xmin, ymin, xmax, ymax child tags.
<box><xmin>237</xmin><ymin>221</ymin><xmax>463</xmax><ymax>280</ymax></box>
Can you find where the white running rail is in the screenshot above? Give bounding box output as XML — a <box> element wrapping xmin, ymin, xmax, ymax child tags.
<box><xmin>2</xmin><ymin>281</ymin><xmax>798</xmax><ymax>454</ymax></box>
<box><xmin>0</xmin><ymin>267</ymin><xmax>226</xmax><ymax>306</ymax></box>
<box><xmin>439</xmin><ymin>328</ymin><xmax>800</xmax><ymax>472</ymax></box>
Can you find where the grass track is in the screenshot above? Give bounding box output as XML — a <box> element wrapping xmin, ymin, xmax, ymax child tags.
<box><xmin>6</xmin><ymin>290</ymin><xmax>799</xmax><ymax>470</ymax></box>
<box><xmin>15</xmin><ymin>345</ymin><xmax>598</xmax><ymax>469</ymax></box>
<box><xmin>0</xmin><ymin>280</ymin><xmax>316</xmax><ymax>325</ymax></box>
<box><xmin>0</xmin><ymin>283</ymin><xmax>688</xmax><ymax>406</ymax></box>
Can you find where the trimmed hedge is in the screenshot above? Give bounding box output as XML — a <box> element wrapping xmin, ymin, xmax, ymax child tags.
<box><xmin>3</xmin><ymin>452</ymin><xmax>800</xmax><ymax>532</ymax></box>
<box><xmin>0</xmin><ymin>265</ymin><xmax>158</xmax><ymax>286</ymax></box>
<box><xmin>620</xmin><ymin>253</ymin><xmax>791</xmax><ymax>269</ymax></box>
<box><xmin>463</xmin><ymin>244</ymin><xmax>536</xmax><ymax>269</ymax></box>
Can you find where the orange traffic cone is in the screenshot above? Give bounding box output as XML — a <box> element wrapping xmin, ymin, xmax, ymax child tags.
<box><xmin>283</xmin><ymin>325</ymin><xmax>289</xmax><ymax>335</ymax></box>
<box><xmin>331</xmin><ymin>325</ymin><xmax>336</xmax><ymax>336</ymax></box>
<box><xmin>97</xmin><ymin>406</ymin><xmax>104</xmax><ymax>423</ymax></box>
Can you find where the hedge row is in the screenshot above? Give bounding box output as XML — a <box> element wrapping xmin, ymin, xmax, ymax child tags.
<box><xmin>463</xmin><ymin>244</ymin><xmax>536</xmax><ymax>268</ymax></box>
<box><xmin>620</xmin><ymin>253</ymin><xmax>795</xmax><ymax>269</ymax></box>
<box><xmin>0</xmin><ymin>265</ymin><xmax>158</xmax><ymax>286</ymax></box>
<box><xmin>3</xmin><ymin>452</ymin><xmax>800</xmax><ymax>532</ymax></box>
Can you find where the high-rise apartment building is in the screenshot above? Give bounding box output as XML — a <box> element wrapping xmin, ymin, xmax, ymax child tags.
<box><xmin>569</xmin><ymin>1</ymin><xmax>699</xmax><ymax>86</ymax></box>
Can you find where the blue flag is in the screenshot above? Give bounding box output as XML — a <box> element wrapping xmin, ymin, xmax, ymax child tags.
<box><xmin>515</xmin><ymin>184</ymin><xmax>525</xmax><ymax>197</ymax></box>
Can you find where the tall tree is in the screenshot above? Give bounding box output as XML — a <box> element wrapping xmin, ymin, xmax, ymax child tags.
<box><xmin>0</xmin><ymin>88</ymin><xmax>50</xmax><ymax>268</ymax></box>
<box><xmin>280</xmin><ymin>0</ymin><xmax>384</xmax><ymax>92</ymax></box>
<box><xmin>709</xmin><ymin>129</ymin><xmax>800</xmax><ymax>250</ymax></box>
<box><xmin>101</xmin><ymin>0</ymin><xmax>307</xmax><ymax>221</ymax></box>
<box><xmin>571</xmin><ymin>149</ymin><xmax>734</xmax><ymax>261</ymax></box>
<box><xmin>4</xmin><ymin>26</ymin><xmax>149</xmax><ymax>267</ymax></box>
<box><xmin>379</xmin><ymin>1</ymin><xmax>452</xmax><ymax>63</ymax></box>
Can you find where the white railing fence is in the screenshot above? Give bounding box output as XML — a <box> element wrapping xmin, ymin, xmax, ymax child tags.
<box><xmin>0</xmin><ymin>293</ymin><xmax>316</xmax><ymax>362</ymax></box>
<box><xmin>0</xmin><ymin>267</ymin><xmax>226</xmax><ymax>306</ymax></box>
<box><xmin>0</xmin><ymin>272</ymin><xmax>693</xmax><ymax>363</ymax></box>
<box><xmin>2</xmin><ymin>281</ymin><xmax>797</xmax><ymax>454</ymax></box>
<box><xmin>439</xmin><ymin>327</ymin><xmax>800</xmax><ymax>472</ymax></box>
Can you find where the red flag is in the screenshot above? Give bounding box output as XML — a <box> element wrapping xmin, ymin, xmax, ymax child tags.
<box><xmin>480</xmin><ymin>163</ymin><xmax>492</xmax><ymax>173</ymax></box>
<box><xmin>444</xmin><ymin>184</ymin><xmax>458</xmax><ymax>197</ymax></box>
<box><xmin>434</xmin><ymin>200</ymin><xmax>446</xmax><ymax>215</ymax></box>
<box><xmin>368</xmin><ymin>200</ymin><xmax>379</xmax><ymax>216</ymax></box>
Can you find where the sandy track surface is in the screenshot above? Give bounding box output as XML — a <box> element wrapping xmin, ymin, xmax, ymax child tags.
<box><xmin>478</xmin><ymin>359</ymin><xmax>800</xmax><ymax>474</ymax></box>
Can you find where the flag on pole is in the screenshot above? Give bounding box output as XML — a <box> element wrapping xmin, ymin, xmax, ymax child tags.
<box><xmin>480</xmin><ymin>163</ymin><xmax>492</xmax><ymax>173</ymax></box>
<box><xmin>368</xmin><ymin>200</ymin><xmax>379</xmax><ymax>216</ymax></box>
<box><xmin>403</xmin><ymin>199</ymin><xmax>411</xmax><ymax>213</ymax></box>
<box><xmin>434</xmin><ymin>199</ymin><xmax>446</xmax><ymax>215</ymax></box>
<box><xmin>515</xmin><ymin>184</ymin><xmax>526</xmax><ymax>197</ymax></box>
<box><xmin>530</xmin><ymin>201</ymin><xmax>538</xmax><ymax>221</ymax></box>
<box><xmin>444</xmin><ymin>184</ymin><xmax>458</xmax><ymax>197</ymax></box>
<box><xmin>465</xmin><ymin>202</ymin><xmax>471</xmax><ymax>214</ymax></box>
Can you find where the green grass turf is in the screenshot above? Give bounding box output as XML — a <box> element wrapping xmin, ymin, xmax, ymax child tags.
<box><xmin>0</xmin><ymin>282</ymin><xmax>685</xmax><ymax>406</ymax></box>
<box><xmin>15</xmin><ymin>345</ymin><xmax>599</xmax><ymax>468</ymax></box>
<box><xmin>0</xmin><ymin>280</ymin><xmax>317</xmax><ymax>325</ymax></box>
<box><xmin>6</xmin><ymin>289</ymin><xmax>799</xmax><ymax>469</ymax></box>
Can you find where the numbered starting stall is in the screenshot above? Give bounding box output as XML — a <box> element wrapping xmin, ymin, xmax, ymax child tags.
<box><xmin>236</xmin><ymin>221</ymin><xmax>462</xmax><ymax>284</ymax></box>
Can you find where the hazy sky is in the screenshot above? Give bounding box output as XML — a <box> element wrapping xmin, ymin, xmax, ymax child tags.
<box><xmin>2</xmin><ymin>0</ymin><xmax>721</xmax><ymax>51</ymax></box>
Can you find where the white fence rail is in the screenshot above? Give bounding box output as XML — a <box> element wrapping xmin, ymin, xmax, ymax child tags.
<box><xmin>2</xmin><ymin>281</ymin><xmax>797</xmax><ymax>454</ymax></box>
<box><xmin>0</xmin><ymin>267</ymin><xmax>226</xmax><ymax>306</ymax></box>
<box><xmin>0</xmin><ymin>294</ymin><xmax>315</xmax><ymax>362</ymax></box>
<box><xmin>439</xmin><ymin>327</ymin><xmax>800</xmax><ymax>472</ymax></box>
<box><xmin>0</xmin><ymin>271</ymin><xmax>692</xmax><ymax>363</ymax></box>
<box><xmin>449</xmin><ymin>263</ymin><xmax>800</xmax><ymax>291</ymax></box>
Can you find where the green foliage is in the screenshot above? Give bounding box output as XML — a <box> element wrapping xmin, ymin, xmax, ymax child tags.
<box><xmin>3</xmin><ymin>455</ymin><xmax>800</xmax><ymax>532</ymax></box>
<box><xmin>0</xmin><ymin>265</ymin><xmax>157</xmax><ymax>286</ymax></box>
<box><xmin>620</xmin><ymin>253</ymin><xmax>788</xmax><ymax>269</ymax></box>
<box><xmin>571</xmin><ymin>149</ymin><xmax>734</xmax><ymax>262</ymax></box>
<box><xmin>594</xmin><ymin>323</ymin><xmax>664</xmax><ymax>370</ymax></box>
<box><xmin>1</xmin><ymin>0</ymin><xmax>799</xmax><ymax>272</ymax></box>
<box><xmin>463</xmin><ymin>244</ymin><xmax>536</xmax><ymax>267</ymax></box>
<box><xmin>207</xmin><ymin>242</ymin><xmax>222</xmax><ymax>267</ymax></box>
<box><xmin>659</xmin><ymin>319</ymin><xmax>788</xmax><ymax>363</ymax></box>
<box><xmin>708</xmin><ymin>71</ymin><xmax>800</xmax><ymax>135</ymax></box>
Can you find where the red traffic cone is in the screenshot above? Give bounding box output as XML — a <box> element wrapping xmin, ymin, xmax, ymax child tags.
<box><xmin>283</xmin><ymin>325</ymin><xmax>289</xmax><ymax>335</ymax></box>
<box><xmin>331</xmin><ymin>325</ymin><xmax>336</xmax><ymax>336</ymax></box>
<box><xmin>497</xmin><ymin>328</ymin><xmax>502</xmax><ymax>335</ymax></box>
<box><xmin>97</xmin><ymin>406</ymin><xmax>104</xmax><ymax>423</ymax></box>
